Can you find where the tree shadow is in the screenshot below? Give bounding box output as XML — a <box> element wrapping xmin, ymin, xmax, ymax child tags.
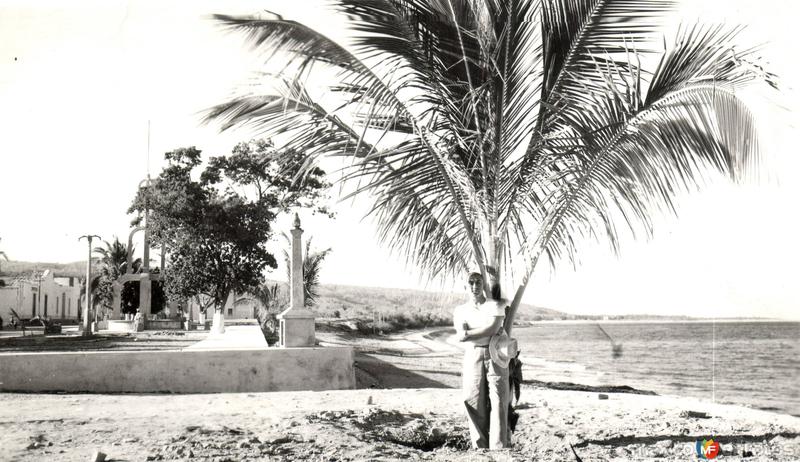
<box><xmin>356</xmin><ymin>353</ymin><xmax>453</xmax><ymax>389</ymax></box>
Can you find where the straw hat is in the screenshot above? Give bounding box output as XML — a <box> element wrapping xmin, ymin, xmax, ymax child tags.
<box><xmin>489</xmin><ymin>329</ymin><xmax>518</xmax><ymax>369</ymax></box>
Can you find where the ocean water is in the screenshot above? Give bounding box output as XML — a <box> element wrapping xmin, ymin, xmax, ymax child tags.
<box><xmin>512</xmin><ymin>321</ymin><xmax>800</xmax><ymax>416</ymax></box>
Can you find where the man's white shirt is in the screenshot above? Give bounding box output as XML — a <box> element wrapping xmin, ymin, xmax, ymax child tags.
<box><xmin>453</xmin><ymin>300</ymin><xmax>505</xmax><ymax>347</ymax></box>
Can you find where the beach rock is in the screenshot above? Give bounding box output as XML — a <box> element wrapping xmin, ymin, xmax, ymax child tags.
<box><xmin>598</xmin><ymin>394</ymin><xmax>609</xmax><ymax>400</ymax></box>
<box><xmin>613</xmin><ymin>447</ymin><xmax>630</xmax><ymax>458</ymax></box>
<box><xmin>90</xmin><ymin>450</ymin><xmax>107</xmax><ymax>462</ymax></box>
<box><xmin>656</xmin><ymin>439</ymin><xmax>673</xmax><ymax>449</ymax></box>
<box><xmin>268</xmin><ymin>435</ymin><xmax>294</xmax><ymax>445</ymax></box>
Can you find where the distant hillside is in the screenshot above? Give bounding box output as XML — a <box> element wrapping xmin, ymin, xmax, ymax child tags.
<box><xmin>0</xmin><ymin>260</ymin><xmax>86</xmax><ymax>278</ymax></box>
<box><xmin>0</xmin><ymin>261</ymin><xmax>696</xmax><ymax>323</ymax></box>
<box><xmin>311</xmin><ymin>283</ymin><xmax>569</xmax><ymax>323</ymax></box>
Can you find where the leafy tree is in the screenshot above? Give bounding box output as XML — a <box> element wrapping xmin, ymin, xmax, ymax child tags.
<box><xmin>128</xmin><ymin>141</ymin><xmax>330</xmax><ymax>315</ymax></box>
<box><xmin>207</xmin><ymin>2</ymin><xmax>774</xmax><ymax>331</ymax></box>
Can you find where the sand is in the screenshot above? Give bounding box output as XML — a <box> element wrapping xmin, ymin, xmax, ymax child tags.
<box><xmin>1</xmin><ymin>328</ymin><xmax>798</xmax><ymax>461</ymax></box>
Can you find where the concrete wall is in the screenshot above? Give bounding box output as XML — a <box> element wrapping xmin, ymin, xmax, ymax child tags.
<box><xmin>0</xmin><ymin>347</ymin><xmax>355</xmax><ymax>393</ymax></box>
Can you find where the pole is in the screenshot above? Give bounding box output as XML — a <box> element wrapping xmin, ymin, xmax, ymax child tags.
<box><xmin>79</xmin><ymin>234</ymin><xmax>101</xmax><ymax>337</ymax></box>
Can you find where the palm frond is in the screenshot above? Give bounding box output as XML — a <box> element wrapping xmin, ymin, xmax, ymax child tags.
<box><xmin>209</xmin><ymin>3</ymin><xmax>773</xmax><ymax>323</ymax></box>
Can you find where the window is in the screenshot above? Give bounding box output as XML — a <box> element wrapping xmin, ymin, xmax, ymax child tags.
<box><xmin>227</xmin><ymin>308</ymin><xmax>233</xmax><ymax>316</ymax></box>
<box><xmin>44</xmin><ymin>295</ymin><xmax>48</xmax><ymax>317</ymax></box>
<box><xmin>32</xmin><ymin>296</ymin><xmax>36</xmax><ymax>317</ymax></box>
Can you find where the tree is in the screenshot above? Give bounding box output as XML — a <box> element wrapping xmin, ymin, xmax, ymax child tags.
<box><xmin>128</xmin><ymin>141</ymin><xmax>330</xmax><ymax>326</ymax></box>
<box><xmin>207</xmin><ymin>2</ymin><xmax>774</xmax><ymax>332</ymax></box>
<box><xmin>249</xmin><ymin>281</ymin><xmax>285</xmax><ymax>345</ymax></box>
<box><xmin>92</xmin><ymin>237</ymin><xmax>143</xmax><ymax>316</ymax></box>
<box><xmin>0</xmin><ymin>237</ymin><xmax>8</xmax><ymax>275</ymax></box>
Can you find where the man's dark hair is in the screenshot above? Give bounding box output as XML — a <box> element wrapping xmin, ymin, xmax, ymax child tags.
<box><xmin>467</xmin><ymin>272</ymin><xmax>483</xmax><ymax>283</ymax></box>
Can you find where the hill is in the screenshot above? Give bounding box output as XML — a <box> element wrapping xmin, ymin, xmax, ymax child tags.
<box><xmin>0</xmin><ymin>260</ymin><xmax>86</xmax><ymax>278</ymax></box>
<box><xmin>312</xmin><ymin>283</ymin><xmax>570</xmax><ymax>324</ymax></box>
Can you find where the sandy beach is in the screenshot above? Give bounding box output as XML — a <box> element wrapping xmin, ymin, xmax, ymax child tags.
<box><xmin>1</xmin><ymin>329</ymin><xmax>798</xmax><ymax>461</ymax></box>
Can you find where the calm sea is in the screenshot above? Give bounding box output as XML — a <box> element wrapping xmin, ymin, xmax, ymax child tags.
<box><xmin>513</xmin><ymin>321</ymin><xmax>800</xmax><ymax>416</ymax></box>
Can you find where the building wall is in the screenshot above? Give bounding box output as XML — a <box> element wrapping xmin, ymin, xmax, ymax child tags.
<box><xmin>186</xmin><ymin>291</ymin><xmax>259</xmax><ymax>321</ymax></box>
<box><xmin>0</xmin><ymin>287</ymin><xmax>20</xmax><ymax>323</ymax></box>
<box><xmin>0</xmin><ymin>271</ymin><xmax>81</xmax><ymax>322</ymax></box>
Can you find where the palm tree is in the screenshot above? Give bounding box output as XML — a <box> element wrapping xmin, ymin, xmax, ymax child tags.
<box><xmin>249</xmin><ymin>281</ymin><xmax>283</xmax><ymax>344</ymax></box>
<box><xmin>0</xmin><ymin>237</ymin><xmax>9</xmax><ymax>275</ymax></box>
<box><xmin>207</xmin><ymin>1</ymin><xmax>774</xmax><ymax>332</ymax></box>
<box><xmin>94</xmin><ymin>237</ymin><xmax>141</xmax><ymax>280</ymax></box>
<box><xmin>282</xmin><ymin>234</ymin><xmax>332</xmax><ymax>308</ymax></box>
<box><xmin>92</xmin><ymin>237</ymin><xmax>142</xmax><ymax>316</ymax></box>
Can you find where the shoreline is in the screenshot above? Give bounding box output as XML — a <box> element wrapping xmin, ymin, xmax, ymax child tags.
<box><xmin>392</xmin><ymin>327</ymin><xmax>800</xmax><ymax>418</ymax></box>
<box><xmin>0</xmin><ymin>327</ymin><xmax>797</xmax><ymax>460</ymax></box>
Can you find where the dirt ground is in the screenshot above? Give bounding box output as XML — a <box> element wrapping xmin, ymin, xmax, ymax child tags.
<box><xmin>1</xmin><ymin>328</ymin><xmax>799</xmax><ymax>461</ymax></box>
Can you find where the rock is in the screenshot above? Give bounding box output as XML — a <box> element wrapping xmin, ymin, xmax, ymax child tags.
<box><xmin>270</xmin><ymin>436</ymin><xmax>294</xmax><ymax>445</ymax></box>
<box><xmin>679</xmin><ymin>410</ymin><xmax>710</xmax><ymax>419</ymax></box>
<box><xmin>598</xmin><ymin>393</ymin><xmax>609</xmax><ymax>400</ymax></box>
<box><xmin>742</xmin><ymin>449</ymin><xmax>754</xmax><ymax>457</ymax></box>
<box><xmin>613</xmin><ymin>447</ymin><xmax>630</xmax><ymax>458</ymax></box>
<box><xmin>237</xmin><ymin>440</ymin><xmax>251</xmax><ymax>449</ymax></box>
<box><xmin>655</xmin><ymin>439</ymin><xmax>673</xmax><ymax>449</ymax></box>
<box><xmin>367</xmin><ymin>395</ymin><xmax>373</xmax><ymax>405</ymax></box>
<box><xmin>122</xmin><ymin>438</ymin><xmax>139</xmax><ymax>443</ymax></box>
<box><xmin>90</xmin><ymin>450</ymin><xmax>107</xmax><ymax>462</ymax></box>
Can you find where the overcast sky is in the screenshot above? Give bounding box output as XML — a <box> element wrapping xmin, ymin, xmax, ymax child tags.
<box><xmin>1</xmin><ymin>0</ymin><xmax>797</xmax><ymax>319</ymax></box>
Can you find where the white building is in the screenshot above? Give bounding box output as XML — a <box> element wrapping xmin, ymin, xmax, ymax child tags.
<box><xmin>185</xmin><ymin>291</ymin><xmax>260</xmax><ymax>321</ymax></box>
<box><xmin>0</xmin><ymin>270</ymin><xmax>82</xmax><ymax>322</ymax></box>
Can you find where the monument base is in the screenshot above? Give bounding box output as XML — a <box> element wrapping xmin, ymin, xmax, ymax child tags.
<box><xmin>278</xmin><ymin>308</ymin><xmax>315</xmax><ymax>347</ymax></box>
<box><xmin>106</xmin><ymin>320</ymin><xmax>136</xmax><ymax>333</ymax></box>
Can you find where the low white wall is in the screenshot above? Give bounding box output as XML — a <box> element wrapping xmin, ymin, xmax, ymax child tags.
<box><xmin>0</xmin><ymin>347</ymin><xmax>355</xmax><ymax>393</ymax></box>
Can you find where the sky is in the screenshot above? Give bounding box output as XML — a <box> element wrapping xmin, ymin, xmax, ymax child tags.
<box><xmin>0</xmin><ymin>0</ymin><xmax>798</xmax><ymax>320</ymax></box>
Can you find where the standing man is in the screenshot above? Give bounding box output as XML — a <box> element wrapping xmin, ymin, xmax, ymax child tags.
<box><xmin>453</xmin><ymin>272</ymin><xmax>510</xmax><ymax>449</ymax></box>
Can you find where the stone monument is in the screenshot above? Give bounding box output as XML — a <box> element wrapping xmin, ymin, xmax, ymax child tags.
<box><xmin>110</xmin><ymin>176</ymin><xmax>165</xmax><ymax>325</ymax></box>
<box><xmin>277</xmin><ymin>214</ymin><xmax>316</xmax><ymax>347</ymax></box>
